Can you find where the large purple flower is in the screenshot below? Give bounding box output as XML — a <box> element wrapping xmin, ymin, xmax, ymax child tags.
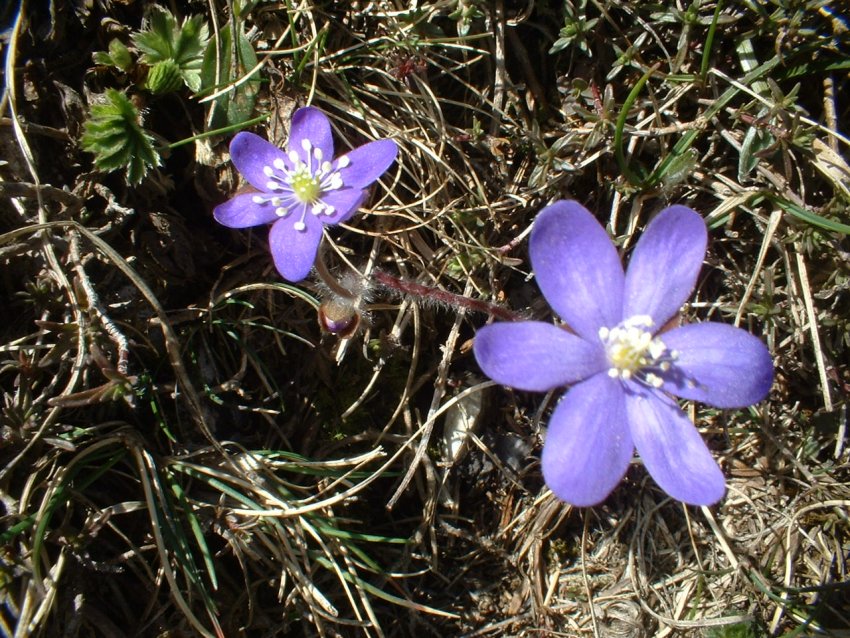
<box><xmin>214</xmin><ymin>107</ymin><xmax>398</xmax><ymax>281</ymax></box>
<box><xmin>473</xmin><ymin>200</ymin><xmax>773</xmax><ymax>506</ymax></box>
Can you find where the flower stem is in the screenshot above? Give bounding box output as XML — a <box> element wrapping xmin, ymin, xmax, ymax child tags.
<box><xmin>314</xmin><ymin>245</ymin><xmax>358</xmax><ymax>300</ymax></box>
<box><xmin>371</xmin><ymin>270</ymin><xmax>522</xmax><ymax>322</ymax></box>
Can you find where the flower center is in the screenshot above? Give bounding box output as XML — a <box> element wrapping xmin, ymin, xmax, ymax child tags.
<box><xmin>289</xmin><ymin>167</ymin><xmax>321</xmax><ymax>203</ymax></box>
<box><xmin>252</xmin><ymin>138</ymin><xmax>349</xmax><ymax>232</ymax></box>
<box><xmin>598</xmin><ymin>315</ymin><xmax>677</xmax><ymax>388</ymax></box>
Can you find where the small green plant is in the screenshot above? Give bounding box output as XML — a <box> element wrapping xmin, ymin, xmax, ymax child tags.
<box><xmin>132</xmin><ymin>6</ymin><xmax>209</xmax><ymax>94</ymax></box>
<box><xmin>706</xmin><ymin>619</ymin><xmax>767</xmax><ymax>638</ymax></box>
<box><xmin>549</xmin><ymin>0</ymin><xmax>599</xmax><ymax>55</ymax></box>
<box><xmin>449</xmin><ymin>0</ymin><xmax>485</xmax><ymax>37</ymax></box>
<box><xmin>80</xmin><ymin>89</ymin><xmax>160</xmax><ymax>184</ymax></box>
<box><xmin>92</xmin><ymin>38</ymin><xmax>133</xmax><ymax>72</ymax></box>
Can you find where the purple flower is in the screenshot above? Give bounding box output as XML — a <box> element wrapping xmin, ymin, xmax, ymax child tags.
<box><xmin>473</xmin><ymin>200</ymin><xmax>773</xmax><ymax>506</ymax></box>
<box><xmin>214</xmin><ymin>107</ymin><xmax>398</xmax><ymax>281</ymax></box>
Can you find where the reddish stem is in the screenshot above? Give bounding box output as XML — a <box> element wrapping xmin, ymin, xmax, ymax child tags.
<box><xmin>371</xmin><ymin>271</ymin><xmax>522</xmax><ymax>322</ymax></box>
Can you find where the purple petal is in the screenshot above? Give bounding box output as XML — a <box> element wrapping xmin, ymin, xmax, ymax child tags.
<box><xmin>530</xmin><ymin>201</ymin><xmax>624</xmax><ymax>342</ymax></box>
<box><xmin>336</xmin><ymin>139</ymin><xmax>399</xmax><ymax>189</ymax></box>
<box><xmin>541</xmin><ymin>373</ymin><xmax>634</xmax><ymax>506</ymax></box>
<box><xmin>623</xmin><ymin>205</ymin><xmax>707</xmax><ymax>328</ymax></box>
<box><xmin>658</xmin><ymin>323</ymin><xmax>773</xmax><ymax>408</ymax></box>
<box><xmin>229</xmin><ymin>132</ymin><xmax>289</xmax><ymax>192</ymax></box>
<box><xmin>268</xmin><ymin>214</ymin><xmax>323</xmax><ymax>282</ymax></box>
<box><xmin>320</xmin><ymin>188</ymin><xmax>368</xmax><ymax>225</ymax></box>
<box><xmin>625</xmin><ymin>383</ymin><xmax>726</xmax><ymax>505</ymax></box>
<box><xmin>214</xmin><ymin>192</ymin><xmax>282</xmax><ymax>228</ymax></box>
<box><xmin>474</xmin><ymin>322</ymin><xmax>607</xmax><ymax>392</ymax></box>
<box><xmin>288</xmin><ymin>107</ymin><xmax>334</xmax><ymax>162</ymax></box>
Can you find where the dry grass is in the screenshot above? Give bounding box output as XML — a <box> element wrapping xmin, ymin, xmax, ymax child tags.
<box><xmin>1</xmin><ymin>1</ymin><xmax>849</xmax><ymax>636</ymax></box>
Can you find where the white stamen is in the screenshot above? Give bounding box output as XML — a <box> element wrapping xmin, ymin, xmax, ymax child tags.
<box><xmin>337</xmin><ymin>156</ymin><xmax>350</xmax><ymax>168</ymax></box>
<box><xmin>288</xmin><ymin>150</ymin><xmax>301</xmax><ymax>164</ymax></box>
<box><xmin>313</xmin><ymin>148</ymin><xmax>323</xmax><ymax>161</ymax></box>
<box><xmin>301</xmin><ymin>138</ymin><xmax>312</xmax><ymax>152</ymax></box>
<box><xmin>273</xmin><ymin>158</ymin><xmax>286</xmax><ymax>171</ymax></box>
<box><xmin>263</xmin><ymin>165</ymin><xmax>274</xmax><ymax>177</ymax></box>
<box><xmin>645</xmin><ymin>373</ymin><xmax>663</xmax><ymax>388</ymax></box>
<box><xmin>266</xmin><ymin>181</ymin><xmax>282</xmax><ymax>191</ymax></box>
<box><xmin>293</xmin><ymin>220</ymin><xmax>306</xmax><ymax>231</ymax></box>
<box><xmin>252</xmin><ymin>195</ymin><xmax>265</xmax><ymax>203</ymax></box>
<box><xmin>599</xmin><ymin>315</ymin><xmax>676</xmax><ymax>389</ymax></box>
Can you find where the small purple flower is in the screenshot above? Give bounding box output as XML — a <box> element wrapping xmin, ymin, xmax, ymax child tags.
<box><xmin>474</xmin><ymin>200</ymin><xmax>773</xmax><ymax>506</ymax></box>
<box><xmin>214</xmin><ymin>107</ymin><xmax>398</xmax><ymax>281</ymax></box>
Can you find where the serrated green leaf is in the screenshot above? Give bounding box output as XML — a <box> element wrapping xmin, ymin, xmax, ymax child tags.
<box><xmin>133</xmin><ymin>11</ymin><xmax>174</xmax><ymax>62</ymax></box>
<box><xmin>86</xmin><ymin>131</ymin><xmax>129</xmax><ymax>151</ymax></box>
<box><xmin>81</xmin><ymin>89</ymin><xmax>161</xmax><ymax>185</ymax></box>
<box><xmin>173</xmin><ymin>15</ymin><xmax>209</xmax><ymax>67</ymax></box>
<box><xmin>82</xmin><ymin>119</ymin><xmax>126</xmax><ymax>136</ymax></box>
<box><xmin>131</xmin><ymin>7</ymin><xmax>209</xmax><ymax>94</ymax></box>
<box><xmin>133</xmin><ymin>33</ymin><xmax>169</xmax><ymax>61</ymax></box>
<box><xmin>146</xmin><ymin>59</ymin><xmax>184</xmax><ymax>94</ymax></box>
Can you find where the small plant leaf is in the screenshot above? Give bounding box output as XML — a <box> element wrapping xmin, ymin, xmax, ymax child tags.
<box><xmin>200</xmin><ymin>24</ymin><xmax>260</xmax><ymax>128</ymax></box>
<box><xmin>132</xmin><ymin>6</ymin><xmax>209</xmax><ymax>93</ymax></box>
<box><xmin>738</xmin><ymin>125</ymin><xmax>774</xmax><ymax>181</ymax></box>
<box><xmin>93</xmin><ymin>38</ymin><xmax>133</xmax><ymax>71</ymax></box>
<box><xmin>146</xmin><ymin>59</ymin><xmax>184</xmax><ymax>94</ymax></box>
<box><xmin>80</xmin><ymin>89</ymin><xmax>161</xmax><ymax>185</ymax></box>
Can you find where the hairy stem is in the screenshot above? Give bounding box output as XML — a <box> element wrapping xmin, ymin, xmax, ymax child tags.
<box><xmin>371</xmin><ymin>271</ymin><xmax>521</xmax><ymax>322</ymax></box>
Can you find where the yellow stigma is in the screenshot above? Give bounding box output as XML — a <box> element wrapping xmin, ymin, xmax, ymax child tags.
<box><xmin>290</xmin><ymin>168</ymin><xmax>321</xmax><ymax>203</ymax></box>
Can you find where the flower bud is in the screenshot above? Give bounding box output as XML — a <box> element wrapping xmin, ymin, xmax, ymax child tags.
<box><xmin>318</xmin><ymin>297</ymin><xmax>361</xmax><ymax>339</ymax></box>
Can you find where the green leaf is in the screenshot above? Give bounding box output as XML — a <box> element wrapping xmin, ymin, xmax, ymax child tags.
<box><xmin>93</xmin><ymin>38</ymin><xmax>133</xmax><ymax>71</ymax></box>
<box><xmin>133</xmin><ymin>8</ymin><xmax>177</xmax><ymax>61</ymax></box>
<box><xmin>738</xmin><ymin>125</ymin><xmax>774</xmax><ymax>181</ymax></box>
<box><xmin>80</xmin><ymin>89</ymin><xmax>161</xmax><ymax>185</ymax></box>
<box><xmin>146</xmin><ymin>59</ymin><xmax>184</xmax><ymax>94</ymax></box>
<box><xmin>173</xmin><ymin>14</ymin><xmax>209</xmax><ymax>68</ymax></box>
<box><xmin>131</xmin><ymin>6</ymin><xmax>209</xmax><ymax>93</ymax></box>
<box><xmin>200</xmin><ymin>24</ymin><xmax>260</xmax><ymax>128</ymax></box>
